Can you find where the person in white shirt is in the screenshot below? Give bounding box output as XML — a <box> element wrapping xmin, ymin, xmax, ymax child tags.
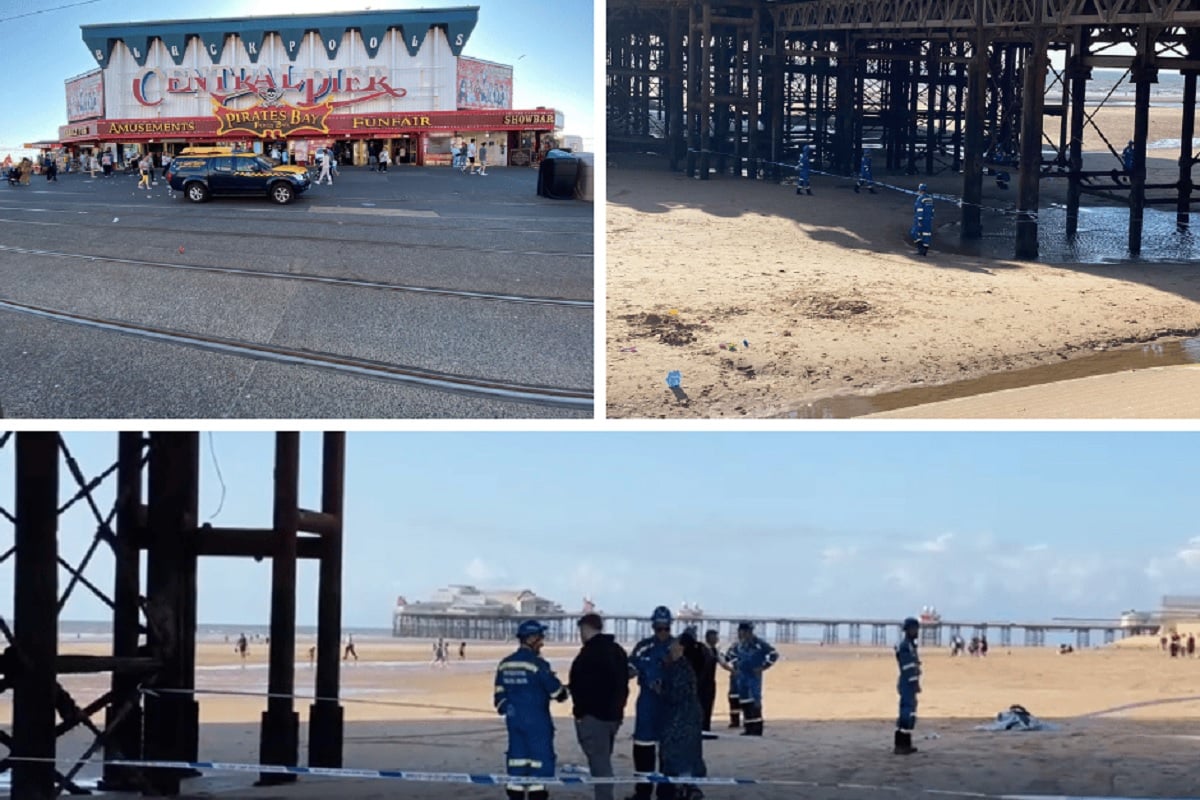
<box><xmin>378</xmin><ymin>148</ymin><xmax>390</xmax><ymax>173</ymax></box>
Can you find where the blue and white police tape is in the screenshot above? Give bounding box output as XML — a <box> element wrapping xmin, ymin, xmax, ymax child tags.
<box><xmin>3</xmin><ymin>757</ymin><xmax>1197</xmax><ymax>800</ymax></box>
<box><xmin>683</xmin><ymin>147</ymin><xmax>1040</xmax><ymax>221</ymax></box>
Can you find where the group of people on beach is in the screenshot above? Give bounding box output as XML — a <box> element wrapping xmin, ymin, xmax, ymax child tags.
<box><xmin>1160</xmin><ymin>631</ymin><xmax>1196</xmax><ymax>657</ymax></box>
<box><xmin>430</xmin><ymin>637</ymin><xmax>468</xmax><ymax>667</ymax></box>
<box><xmin>948</xmin><ymin>633</ymin><xmax>989</xmax><ymax>657</ymax></box>
<box><xmin>493</xmin><ymin>607</ymin><xmax>780</xmax><ymax>800</ymax></box>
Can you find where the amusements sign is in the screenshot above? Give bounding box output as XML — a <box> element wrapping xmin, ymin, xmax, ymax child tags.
<box><xmin>66</xmin><ymin>70</ymin><xmax>104</xmax><ymax>122</ymax></box>
<box><xmin>456</xmin><ymin>57</ymin><xmax>512</xmax><ymax>110</ymax></box>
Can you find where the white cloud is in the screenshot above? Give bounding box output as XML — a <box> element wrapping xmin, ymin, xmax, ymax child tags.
<box><xmin>906</xmin><ymin>533</ymin><xmax>954</xmax><ymax>554</ymax></box>
<box><xmin>465</xmin><ymin>557</ymin><xmax>503</xmax><ymax>582</ymax></box>
<box><xmin>820</xmin><ymin>544</ymin><xmax>859</xmax><ymax>563</ymax></box>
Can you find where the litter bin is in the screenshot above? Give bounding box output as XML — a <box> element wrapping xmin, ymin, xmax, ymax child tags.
<box><xmin>537</xmin><ymin>149</ymin><xmax>580</xmax><ymax>200</ymax></box>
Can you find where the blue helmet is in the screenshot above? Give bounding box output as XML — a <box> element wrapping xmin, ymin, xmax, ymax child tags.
<box><xmin>902</xmin><ymin>617</ymin><xmax>921</xmax><ymax>630</ymax></box>
<box><xmin>918</xmin><ymin>183</ymin><xmax>929</xmax><ymax>193</ymax></box>
<box><xmin>737</xmin><ymin>621</ymin><xmax>755</xmax><ymax>633</ymax></box>
<box><xmin>517</xmin><ymin>619</ymin><xmax>548</xmax><ymax>640</ymax></box>
<box><xmin>651</xmin><ymin>606</ymin><xmax>672</xmax><ymax>627</ymax></box>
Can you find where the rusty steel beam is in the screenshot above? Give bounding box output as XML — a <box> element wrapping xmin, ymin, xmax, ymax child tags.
<box><xmin>11</xmin><ymin>433</ymin><xmax>60</xmax><ymax>800</ymax></box>
<box><xmin>259</xmin><ymin>432</ymin><xmax>301</xmax><ymax>785</ymax></box>
<box><xmin>310</xmin><ymin>432</ymin><xmax>347</xmax><ymax>769</ymax></box>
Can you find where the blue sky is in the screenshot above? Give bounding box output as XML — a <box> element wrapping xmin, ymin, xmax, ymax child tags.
<box><xmin>0</xmin><ymin>0</ymin><xmax>593</xmax><ymax>154</ymax></box>
<box><xmin>1</xmin><ymin>432</ymin><xmax>1198</xmax><ymax>628</ymax></box>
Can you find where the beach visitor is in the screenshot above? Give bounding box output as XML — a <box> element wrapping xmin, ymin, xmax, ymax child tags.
<box><xmin>344</xmin><ymin>634</ymin><xmax>358</xmax><ymax>661</ymax></box>
<box><xmin>854</xmin><ymin>151</ymin><xmax>876</xmax><ymax>194</ymax></box>
<box><xmin>478</xmin><ymin>142</ymin><xmax>489</xmax><ymax>176</ymax></box>
<box><xmin>466</xmin><ymin>139</ymin><xmax>478</xmax><ymax>174</ymax></box>
<box><xmin>309</xmin><ymin>645</ymin><xmax>316</xmax><ymax>666</ymax></box>
<box><xmin>894</xmin><ymin>617</ymin><xmax>922</xmax><ymax>755</ymax></box>
<box><xmin>568</xmin><ymin>612</ymin><xmax>628</xmax><ymax>800</ymax></box>
<box><xmin>379</xmin><ymin>147</ymin><xmax>390</xmax><ymax>172</ymax></box>
<box><xmin>137</xmin><ymin>155</ymin><xmax>152</xmax><ymax>190</ymax></box>
<box><xmin>1188</xmin><ymin>634</ymin><xmax>1196</xmax><ymax>657</ymax></box>
<box><xmin>795</xmin><ymin>143</ymin><xmax>812</xmax><ymax>196</ymax></box>
<box><xmin>627</xmin><ymin>606</ymin><xmax>675</xmax><ymax>800</ymax></box>
<box><xmin>731</xmin><ymin>621</ymin><xmax>778</xmax><ymax>736</ymax></box>
<box><xmin>236</xmin><ymin>632</ymin><xmax>249</xmax><ymax>664</ymax></box>
<box><xmin>101</xmin><ymin>150</ymin><xmax>113</xmax><ymax>177</ymax></box>
<box><xmin>317</xmin><ymin>151</ymin><xmax>333</xmax><ymax>186</ymax></box>
<box><xmin>88</xmin><ymin>153</ymin><xmax>98</xmax><ymax>178</ymax></box>
<box><xmin>910</xmin><ymin>183</ymin><xmax>934</xmax><ymax>256</ymax></box>
<box><xmin>160</xmin><ymin>152</ymin><xmax>171</xmax><ymax>180</ymax></box>
<box><xmin>495</xmin><ymin>619</ymin><xmax>569</xmax><ymax>800</ymax></box>
<box><xmin>658</xmin><ymin>636</ymin><xmax>706</xmax><ymax>800</ymax></box>
<box><xmin>460</xmin><ymin>641</ymin><xmax>467</xmax><ymax>660</ymax></box>
<box><xmin>980</xmin><ymin>635</ymin><xmax>989</xmax><ymax>657</ymax></box>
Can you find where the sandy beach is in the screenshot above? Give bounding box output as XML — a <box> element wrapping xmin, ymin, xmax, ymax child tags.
<box><xmin>11</xmin><ymin>636</ymin><xmax>1200</xmax><ymax>798</ymax></box>
<box><xmin>606</xmin><ymin>106</ymin><xmax>1200</xmax><ymax>419</ymax></box>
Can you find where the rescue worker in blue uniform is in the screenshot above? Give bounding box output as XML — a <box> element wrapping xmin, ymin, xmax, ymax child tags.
<box><xmin>1122</xmin><ymin>140</ymin><xmax>1135</xmax><ymax>173</ymax></box>
<box><xmin>796</xmin><ymin>144</ymin><xmax>813</xmax><ymax>195</ymax></box>
<box><xmin>495</xmin><ymin>620</ymin><xmax>570</xmax><ymax>800</ymax></box>
<box><xmin>854</xmin><ymin>152</ymin><xmax>876</xmax><ymax>194</ymax></box>
<box><xmin>910</xmin><ymin>183</ymin><xmax>934</xmax><ymax>256</ymax></box>
<box><xmin>731</xmin><ymin>622</ymin><xmax>779</xmax><ymax>736</ymax></box>
<box><xmin>894</xmin><ymin>617</ymin><xmax>922</xmax><ymax>756</ymax></box>
<box><xmin>626</xmin><ymin>606</ymin><xmax>675</xmax><ymax>800</ymax></box>
<box><xmin>721</xmin><ymin>641</ymin><xmax>740</xmax><ymax>729</ymax></box>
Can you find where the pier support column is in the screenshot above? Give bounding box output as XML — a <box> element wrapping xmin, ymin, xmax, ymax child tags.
<box><xmin>260</xmin><ymin>433</ymin><xmax>300</xmax><ymax>785</ymax></box>
<box><xmin>1129</xmin><ymin>28</ymin><xmax>1156</xmax><ymax>256</ymax></box>
<box><xmin>748</xmin><ymin>7</ymin><xmax>761</xmax><ymax>178</ymax></box>
<box><xmin>100</xmin><ymin>433</ymin><xmax>146</xmax><ymax>792</ymax></box>
<box><xmin>835</xmin><ymin>34</ymin><xmax>856</xmax><ymax>175</ymax></box>
<box><xmin>768</xmin><ymin>28</ymin><xmax>786</xmax><ymax>180</ymax></box>
<box><xmin>1016</xmin><ymin>35</ymin><xmax>1049</xmax><ymax>260</ymax></box>
<box><xmin>1177</xmin><ymin>69</ymin><xmax>1196</xmax><ymax>230</ymax></box>
<box><xmin>1066</xmin><ymin>29</ymin><xmax>1090</xmax><ymax>237</ymax></box>
<box><xmin>143</xmin><ymin>433</ymin><xmax>200</xmax><ymax>795</ymax></box>
<box><xmin>700</xmin><ymin>2</ymin><xmax>713</xmax><ymax>179</ymax></box>
<box><xmin>310</xmin><ymin>433</ymin><xmax>346</xmax><ymax>768</ymax></box>
<box><xmin>667</xmin><ymin>9</ymin><xmax>685</xmax><ymax>172</ymax></box>
<box><xmin>962</xmin><ymin>35</ymin><xmax>987</xmax><ymax>238</ymax></box>
<box><xmin>12</xmin><ymin>433</ymin><xmax>59</xmax><ymax>800</ymax></box>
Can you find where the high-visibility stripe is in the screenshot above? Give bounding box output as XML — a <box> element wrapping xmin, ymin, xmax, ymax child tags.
<box><xmin>632</xmin><ymin>740</ymin><xmax>658</xmax><ymax>747</ymax></box>
<box><xmin>528</xmin><ymin>760</ymin><xmax>543</xmax><ymax>769</ymax></box>
<box><xmin>743</xmin><ymin>717</ymin><xmax>763</xmax><ymax>723</ymax></box>
<box><xmin>508</xmin><ymin>759</ymin><xmax>530</xmax><ymax>767</ymax></box>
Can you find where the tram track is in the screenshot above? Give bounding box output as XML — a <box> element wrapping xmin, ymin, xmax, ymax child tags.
<box><xmin>0</xmin><ymin>298</ymin><xmax>593</xmax><ymax>411</ymax></box>
<box><xmin>0</xmin><ymin>244</ymin><xmax>592</xmax><ymax>308</ymax></box>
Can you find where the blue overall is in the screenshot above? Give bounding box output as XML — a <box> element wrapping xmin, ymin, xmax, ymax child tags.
<box><xmin>495</xmin><ymin>646</ymin><xmax>567</xmax><ymax>792</ymax></box>
<box><xmin>1122</xmin><ymin>143</ymin><xmax>1135</xmax><ymax>173</ymax></box>
<box><xmin>724</xmin><ymin>644</ymin><xmax>741</xmax><ymax>705</ymax></box>
<box><xmin>732</xmin><ymin>637</ymin><xmax>778</xmax><ymax>706</ymax></box>
<box><xmin>628</xmin><ymin>635</ymin><xmax>672</xmax><ymax>743</ymax></box>
<box><xmin>895</xmin><ymin>637</ymin><xmax>921</xmax><ymax>732</ymax></box>
<box><xmin>858</xmin><ymin>154</ymin><xmax>873</xmax><ymax>189</ymax></box>
<box><xmin>910</xmin><ymin>193</ymin><xmax>934</xmax><ymax>247</ymax></box>
<box><xmin>796</xmin><ymin>146</ymin><xmax>812</xmax><ymax>192</ymax></box>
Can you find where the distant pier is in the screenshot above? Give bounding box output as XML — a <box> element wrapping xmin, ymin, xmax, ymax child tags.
<box><xmin>392</xmin><ymin>611</ymin><xmax>1156</xmax><ymax>648</ymax></box>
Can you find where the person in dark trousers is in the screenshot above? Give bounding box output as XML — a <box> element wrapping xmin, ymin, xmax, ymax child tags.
<box><xmin>568</xmin><ymin>613</ymin><xmax>629</xmax><ymax>800</ymax></box>
<box><xmin>894</xmin><ymin>617</ymin><xmax>922</xmax><ymax>755</ymax></box>
<box><xmin>659</xmin><ymin>636</ymin><xmax>706</xmax><ymax>800</ymax></box>
<box><xmin>731</xmin><ymin>622</ymin><xmax>778</xmax><ymax>736</ymax></box>
<box><xmin>343</xmin><ymin>634</ymin><xmax>358</xmax><ymax>661</ymax></box>
<box><xmin>460</xmin><ymin>641</ymin><xmax>468</xmax><ymax>660</ymax></box>
<box><xmin>699</xmin><ymin>630</ymin><xmax>720</xmax><ymax>734</ymax></box>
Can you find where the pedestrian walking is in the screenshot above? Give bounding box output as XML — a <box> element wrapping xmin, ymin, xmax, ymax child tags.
<box><xmin>894</xmin><ymin>617</ymin><xmax>922</xmax><ymax>755</ymax></box>
<box><xmin>460</xmin><ymin>641</ymin><xmax>467</xmax><ymax>660</ymax></box>
<box><xmin>466</xmin><ymin>139</ymin><xmax>478</xmax><ymax>173</ymax></box>
<box><xmin>1122</xmin><ymin>139</ymin><xmax>1135</xmax><ymax>173</ymax></box>
<box><xmin>317</xmin><ymin>151</ymin><xmax>333</xmax><ymax>185</ymax></box>
<box><xmin>568</xmin><ymin>613</ymin><xmax>628</xmax><ymax>800</ymax></box>
<box><xmin>137</xmin><ymin>155</ymin><xmax>151</xmax><ymax>190</ymax></box>
<box><xmin>343</xmin><ymin>634</ymin><xmax>358</xmax><ymax>661</ymax></box>
<box><xmin>378</xmin><ymin>147</ymin><xmax>390</xmax><ymax>172</ymax></box>
<box><xmin>627</xmin><ymin>606</ymin><xmax>675</xmax><ymax>800</ymax></box>
<box><xmin>101</xmin><ymin>150</ymin><xmax>113</xmax><ymax>177</ymax></box>
<box><xmin>495</xmin><ymin>620</ymin><xmax>569</xmax><ymax>800</ymax></box>
<box><xmin>910</xmin><ymin>183</ymin><xmax>934</xmax><ymax>256</ymax></box>
<box><xmin>160</xmin><ymin>152</ymin><xmax>171</xmax><ymax>180</ymax></box>
<box><xmin>87</xmin><ymin>153</ymin><xmax>98</xmax><ymax>178</ymax></box>
<box><xmin>795</xmin><ymin>143</ymin><xmax>812</xmax><ymax>195</ymax></box>
<box><xmin>854</xmin><ymin>152</ymin><xmax>876</xmax><ymax>194</ymax></box>
<box><xmin>730</xmin><ymin>622</ymin><xmax>778</xmax><ymax>736</ymax></box>
<box><xmin>236</xmin><ymin>632</ymin><xmax>249</xmax><ymax>664</ymax></box>
<box><xmin>478</xmin><ymin>142</ymin><xmax>489</xmax><ymax>175</ymax></box>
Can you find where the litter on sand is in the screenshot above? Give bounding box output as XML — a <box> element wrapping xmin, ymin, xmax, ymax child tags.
<box><xmin>974</xmin><ymin>705</ymin><xmax>1061</xmax><ymax>732</ymax></box>
<box><xmin>666</xmin><ymin>370</ymin><xmax>682</xmax><ymax>389</ymax></box>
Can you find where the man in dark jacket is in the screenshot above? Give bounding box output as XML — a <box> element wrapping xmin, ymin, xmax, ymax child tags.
<box><xmin>568</xmin><ymin>613</ymin><xmax>629</xmax><ymax>800</ymax></box>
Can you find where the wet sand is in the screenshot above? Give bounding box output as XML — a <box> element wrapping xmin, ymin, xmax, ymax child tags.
<box><xmin>865</xmin><ymin>363</ymin><xmax>1200</xmax><ymax>418</ymax></box>
<box><xmin>11</xmin><ymin>640</ymin><xmax>1200</xmax><ymax>798</ymax></box>
<box><xmin>606</xmin><ymin>106</ymin><xmax>1200</xmax><ymax>419</ymax></box>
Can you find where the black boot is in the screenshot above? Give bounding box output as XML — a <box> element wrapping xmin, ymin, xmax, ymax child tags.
<box><xmin>893</xmin><ymin>731</ymin><xmax>917</xmax><ymax>755</ymax></box>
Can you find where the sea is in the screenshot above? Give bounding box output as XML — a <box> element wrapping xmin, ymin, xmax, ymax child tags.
<box><xmin>57</xmin><ymin>619</ymin><xmax>396</xmax><ymax>643</ymax></box>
